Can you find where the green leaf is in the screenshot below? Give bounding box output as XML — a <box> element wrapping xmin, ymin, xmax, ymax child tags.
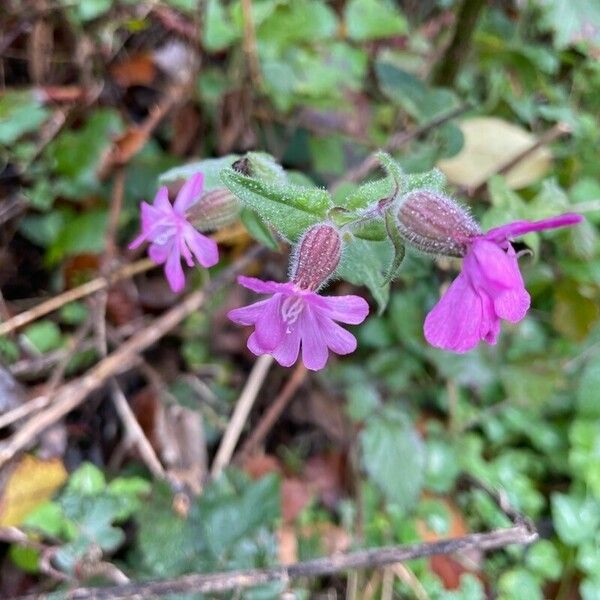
<box><xmin>0</xmin><ymin>91</ymin><xmax>49</xmax><ymax>145</ymax></box>
<box><xmin>203</xmin><ymin>0</ymin><xmax>241</xmax><ymax>51</ymax></box>
<box><xmin>45</xmin><ymin>109</ymin><xmax>122</xmax><ymax>199</ymax></box>
<box><xmin>539</xmin><ymin>0</ymin><xmax>600</xmax><ymax>50</ymax></box>
<box><xmin>569</xmin><ymin>419</ymin><xmax>600</xmax><ymax>497</ymax></box>
<box><xmin>240</xmin><ymin>208</ymin><xmax>279</xmax><ymax>250</ymax></box>
<box><xmin>220</xmin><ymin>168</ymin><xmax>332</xmax><ymax>241</ymax></box>
<box><xmin>345</xmin><ymin>0</ymin><xmax>408</xmax><ymax>41</ymax></box>
<box><xmin>526</xmin><ymin>540</ymin><xmax>562</xmax><ymax>580</ymax></box>
<box><xmin>551</xmin><ymin>492</ymin><xmax>600</xmax><ymax>546</ymax></box>
<box><xmin>199</xmin><ymin>473</ymin><xmax>280</xmax><ymax>558</ymax></box>
<box><xmin>336</xmin><ymin>236</ymin><xmax>392</xmax><ymax>312</ymax></box>
<box><xmin>22</xmin><ymin>321</ymin><xmax>63</xmax><ymax>354</ymax></box>
<box><xmin>257</xmin><ymin>0</ymin><xmax>338</xmax><ymax>51</ymax></box>
<box><xmin>360</xmin><ymin>407</ymin><xmax>425</xmax><ymax>511</ymax></box>
<box><xmin>577</xmin><ymin>354</ymin><xmax>600</xmax><ymax>417</ymax></box>
<box><xmin>375</xmin><ymin>60</ymin><xmax>459</xmax><ymax>122</ymax></box>
<box><xmin>66</xmin><ymin>463</ymin><xmax>106</xmax><ymax>495</ymax></box>
<box><xmin>159</xmin><ymin>155</ymin><xmax>240</xmax><ymax>190</ymax></box>
<box><xmin>18</xmin><ymin>210</ymin><xmax>71</xmax><ymax>248</ymax></box>
<box><xmin>424</xmin><ymin>437</ymin><xmax>460</xmax><ymax>494</ymax></box>
<box><xmin>47</xmin><ymin>209</ymin><xmax>108</xmax><ymax>264</ymax></box>
<box><xmin>498</xmin><ymin>568</ymin><xmax>543</xmax><ymax>600</ymax></box>
<box><xmin>62</xmin><ymin>0</ymin><xmax>113</xmax><ymax>21</ymax></box>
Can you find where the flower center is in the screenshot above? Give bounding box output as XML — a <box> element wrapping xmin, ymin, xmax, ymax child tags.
<box><xmin>281</xmin><ymin>295</ymin><xmax>304</xmax><ymax>330</ymax></box>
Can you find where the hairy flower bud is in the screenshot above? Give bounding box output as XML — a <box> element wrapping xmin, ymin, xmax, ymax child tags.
<box><xmin>291</xmin><ymin>224</ymin><xmax>342</xmax><ymax>290</ymax></box>
<box><xmin>396</xmin><ymin>190</ymin><xmax>480</xmax><ymax>257</ymax></box>
<box><xmin>185</xmin><ymin>188</ymin><xmax>241</xmax><ymax>232</ymax></box>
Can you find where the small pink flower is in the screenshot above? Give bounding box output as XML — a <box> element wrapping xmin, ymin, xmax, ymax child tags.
<box><xmin>424</xmin><ymin>213</ymin><xmax>583</xmax><ymax>353</ymax></box>
<box><xmin>129</xmin><ymin>173</ymin><xmax>219</xmax><ymax>292</ymax></box>
<box><xmin>228</xmin><ymin>276</ymin><xmax>369</xmax><ymax>370</ymax></box>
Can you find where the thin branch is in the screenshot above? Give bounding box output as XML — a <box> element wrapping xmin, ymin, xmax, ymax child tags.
<box><xmin>333</xmin><ymin>104</ymin><xmax>470</xmax><ymax>191</ymax></box>
<box><xmin>111</xmin><ymin>382</ymin><xmax>166</xmax><ymax>480</ymax></box>
<box><xmin>0</xmin><ymin>258</ymin><xmax>155</xmax><ymax>337</ymax></box>
<box><xmin>53</xmin><ymin>523</ymin><xmax>537</xmax><ymax>600</ymax></box>
<box><xmin>210</xmin><ymin>354</ymin><xmax>274</xmax><ymax>479</ymax></box>
<box><xmin>0</xmin><ymin>248</ymin><xmax>263</xmax><ymax>468</ymax></box>
<box><xmin>236</xmin><ymin>362</ymin><xmax>307</xmax><ymax>463</ymax></box>
<box><xmin>241</xmin><ymin>0</ymin><xmax>262</xmax><ymax>87</ymax></box>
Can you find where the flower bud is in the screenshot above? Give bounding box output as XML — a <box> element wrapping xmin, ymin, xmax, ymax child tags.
<box><xmin>396</xmin><ymin>190</ymin><xmax>480</xmax><ymax>257</ymax></box>
<box><xmin>185</xmin><ymin>188</ymin><xmax>241</xmax><ymax>232</ymax></box>
<box><xmin>291</xmin><ymin>224</ymin><xmax>342</xmax><ymax>290</ymax></box>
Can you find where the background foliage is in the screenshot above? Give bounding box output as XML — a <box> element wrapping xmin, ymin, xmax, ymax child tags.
<box><xmin>0</xmin><ymin>0</ymin><xmax>599</xmax><ymax>598</ymax></box>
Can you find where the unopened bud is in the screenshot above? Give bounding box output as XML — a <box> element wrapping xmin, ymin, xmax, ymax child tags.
<box><xmin>185</xmin><ymin>188</ymin><xmax>241</xmax><ymax>232</ymax></box>
<box><xmin>291</xmin><ymin>224</ymin><xmax>342</xmax><ymax>290</ymax></box>
<box><xmin>396</xmin><ymin>190</ymin><xmax>480</xmax><ymax>257</ymax></box>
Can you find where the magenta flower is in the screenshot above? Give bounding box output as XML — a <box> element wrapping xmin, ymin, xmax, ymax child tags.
<box><xmin>129</xmin><ymin>173</ymin><xmax>219</xmax><ymax>292</ymax></box>
<box><xmin>424</xmin><ymin>213</ymin><xmax>583</xmax><ymax>353</ymax></box>
<box><xmin>228</xmin><ymin>276</ymin><xmax>369</xmax><ymax>370</ymax></box>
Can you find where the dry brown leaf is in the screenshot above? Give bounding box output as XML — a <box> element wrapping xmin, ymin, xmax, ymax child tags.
<box><xmin>0</xmin><ymin>454</ymin><xmax>67</xmax><ymax>527</ymax></box>
<box><xmin>438</xmin><ymin>117</ymin><xmax>552</xmax><ymax>190</ymax></box>
<box><xmin>282</xmin><ymin>477</ymin><xmax>313</xmax><ymax>523</ymax></box>
<box><xmin>110</xmin><ymin>53</ymin><xmax>157</xmax><ymax>87</ymax></box>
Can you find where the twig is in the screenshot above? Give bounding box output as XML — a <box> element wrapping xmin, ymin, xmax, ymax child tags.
<box><xmin>333</xmin><ymin>104</ymin><xmax>470</xmax><ymax>190</ymax></box>
<box><xmin>46</xmin><ymin>523</ymin><xmax>537</xmax><ymax>600</ymax></box>
<box><xmin>0</xmin><ymin>258</ymin><xmax>155</xmax><ymax>337</ymax></box>
<box><xmin>0</xmin><ymin>248</ymin><xmax>262</xmax><ymax>468</ymax></box>
<box><xmin>467</xmin><ymin>122</ymin><xmax>572</xmax><ymax>197</ymax></box>
<box><xmin>210</xmin><ymin>354</ymin><xmax>274</xmax><ymax>479</ymax></box>
<box><xmin>111</xmin><ymin>382</ymin><xmax>166</xmax><ymax>479</ymax></box>
<box><xmin>240</xmin><ymin>0</ymin><xmax>262</xmax><ymax>87</ymax></box>
<box><xmin>236</xmin><ymin>362</ymin><xmax>307</xmax><ymax>462</ymax></box>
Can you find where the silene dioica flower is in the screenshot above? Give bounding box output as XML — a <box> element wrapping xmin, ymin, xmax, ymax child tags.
<box><xmin>396</xmin><ymin>190</ymin><xmax>583</xmax><ymax>353</ymax></box>
<box><xmin>129</xmin><ymin>173</ymin><xmax>219</xmax><ymax>292</ymax></box>
<box><xmin>228</xmin><ymin>224</ymin><xmax>369</xmax><ymax>371</ymax></box>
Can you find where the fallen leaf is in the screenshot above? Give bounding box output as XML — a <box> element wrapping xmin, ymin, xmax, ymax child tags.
<box><xmin>243</xmin><ymin>453</ymin><xmax>282</xmax><ymax>480</ymax></box>
<box><xmin>0</xmin><ymin>455</ymin><xmax>67</xmax><ymax>527</ymax></box>
<box><xmin>437</xmin><ymin>117</ymin><xmax>552</xmax><ymax>190</ymax></box>
<box><xmin>282</xmin><ymin>477</ymin><xmax>313</xmax><ymax>523</ymax></box>
<box><xmin>110</xmin><ymin>53</ymin><xmax>157</xmax><ymax>87</ymax></box>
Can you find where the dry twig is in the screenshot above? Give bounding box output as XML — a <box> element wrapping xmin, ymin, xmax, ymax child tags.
<box><xmin>211</xmin><ymin>354</ymin><xmax>274</xmax><ymax>479</ymax></box>
<box><xmin>0</xmin><ymin>248</ymin><xmax>262</xmax><ymax>468</ymax></box>
<box><xmin>44</xmin><ymin>523</ymin><xmax>537</xmax><ymax>600</ymax></box>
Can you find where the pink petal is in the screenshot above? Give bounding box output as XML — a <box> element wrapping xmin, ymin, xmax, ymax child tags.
<box><xmin>272</xmin><ymin>327</ymin><xmax>302</xmax><ymax>367</ymax></box>
<box><xmin>237</xmin><ymin>276</ymin><xmax>294</xmax><ymax>295</ymax></box>
<box><xmin>484</xmin><ymin>213</ymin><xmax>583</xmax><ymax>243</ymax></box>
<box><xmin>300</xmin><ymin>307</ymin><xmax>329</xmax><ymax>370</ymax></box>
<box><xmin>148</xmin><ymin>242</ymin><xmax>170</xmax><ymax>264</ymax></box>
<box><xmin>312</xmin><ymin>294</ymin><xmax>369</xmax><ymax>324</ymax></box>
<box><xmin>153</xmin><ymin>187</ymin><xmax>172</xmax><ymax>212</ymax></box>
<box><xmin>254</xmin><ymin>295</ymin><xmax>286</xmax><ymax>351</ymax></box>
<box><xmin>467</xmin><ymin>241</ymin><xmax>530</xmax><ymax>322</ymax></box>
<box><xmin>164</xmin><ymin>244</ymin><xmax>185</xmax><ymax>293</ymax></box>
<box><xmin>317</xmin><ymin>315</ymin><xmax>357</xmax><ymax>355</ymax></box>
<box><xmin>247</xmin><ymin>332</ymin><xmax>268</xmax><ymax>356</ymax></box>
<box><xmin>228</xmin><ymin>299</ymin><xmax>271</xmax><ymax>325</ymax></box>
<box><xmin>174</xmin><ymin>173</ymin><xmax>204</xmax><ymax>214</ymax></box>
<box><xmin>183</xmin><ymin>225</ymin><xmax>219</xmax><ymax>268</ymax></box>
<box><xmin>424</xmin><ymin>273</ymin><xmax>487</xmax><ymax>353</ymax></box>
<box><xmin>128</xmin><ymin>232</ymin><xmax>148</xmax><ymax>250</ymax></box>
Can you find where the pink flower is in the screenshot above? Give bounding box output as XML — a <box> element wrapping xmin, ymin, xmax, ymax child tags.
<box><xmin>129</xmin><ymin>173</ymin><xmax>219</xmax><ymax>292</ymax></box>
<box><xmin>424</xmin><ymin>213</ymin><xmax>583</xmax><ymax>353</ymax></box>
<box><xmin>228</xmin><ymin>276</ymin><xmax>369</xmax><ymax>370</ymax></box>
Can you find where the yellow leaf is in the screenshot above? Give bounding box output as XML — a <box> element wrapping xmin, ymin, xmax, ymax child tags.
<box><xmin>437</xmin><ymin>117</ymin><xmax>552</xmax><ymax>190</ymax></box>
<box><xmin>0</xmin><ymin>454</ymin><xmax>67</xmax><ymax>526</ymax></box>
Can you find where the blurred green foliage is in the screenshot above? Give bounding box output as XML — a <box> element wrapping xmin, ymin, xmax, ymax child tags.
<box><xmin>1</xmin><ymin>0</ymin><xmax>600</xmax><ymax>598</ymax></box>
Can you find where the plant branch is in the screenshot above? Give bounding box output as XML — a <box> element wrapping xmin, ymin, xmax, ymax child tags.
<box><xmin>210</xmin><ymin>353</ymin><xmax>274</xmax><ymax>479</ymax></box>
<box><xmin>49</xmin><ymin>523</ymin><xmax>537</xmax><ymax>600</ymax></box>
<box><xmin>0</xmin><ymin>248</ymin><xmax>263</xmax><ymax>468</ymax></box>
<box><xmin>0</xmin><ymin>259</ymin><xmax>155</xmax><ymax>337</ymax></box>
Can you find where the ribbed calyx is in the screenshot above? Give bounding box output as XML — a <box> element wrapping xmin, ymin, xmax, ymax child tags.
<box><xmin>291</xmin><ymin>224</ymin><xmax>342</xmax><ymax>290</ymax></box>
<box><xmin>185</xmin><ymin>188</ymin><xmax>241</xmax><ymax>232</ymax></box>
<box><xmin>396</xmin><ymin>190</ymin><xmax>480</xmax><ymax>257</ymax></box>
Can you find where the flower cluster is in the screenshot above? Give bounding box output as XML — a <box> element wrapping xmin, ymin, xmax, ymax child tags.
<box><xmin>131</xmin><ymin>170</ymin><xmax>583</xmax><ymax>369</ymax></box>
